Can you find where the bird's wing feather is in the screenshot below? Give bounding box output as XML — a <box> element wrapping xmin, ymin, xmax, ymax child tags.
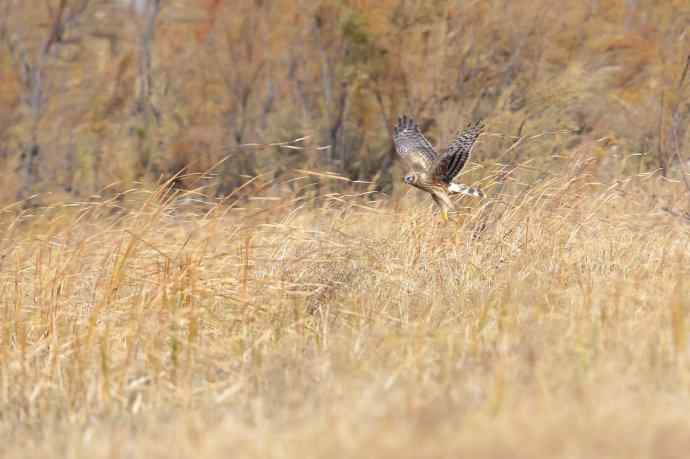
<box><xmin>433</xmin><ymin>120</ymin><xmax>484</xmax><ymax>183</ymax></box>
<box><xmin>393</xmin><ymin>115</ymin><xmax>437</xmax><ymax>172</ymax></box>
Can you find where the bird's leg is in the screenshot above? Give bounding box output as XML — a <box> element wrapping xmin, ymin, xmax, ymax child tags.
<box><xmin>432</xmin><ymin>194</ymin><xmax>452</xmax><ymax>222</ymax></box>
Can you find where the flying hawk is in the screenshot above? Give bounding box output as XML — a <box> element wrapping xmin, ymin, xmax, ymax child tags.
<box><xmin>393</xmin><ymin>115</ymin><xmax>484</xmax><ymax>221</ymax></box>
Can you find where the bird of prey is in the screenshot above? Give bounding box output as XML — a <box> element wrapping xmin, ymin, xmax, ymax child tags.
<box><xmin>393</xmin><ymin>115</ymin><xmax>484</xmax><ymax>221</ymax></box>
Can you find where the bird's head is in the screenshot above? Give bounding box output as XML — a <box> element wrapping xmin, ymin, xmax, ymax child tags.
<box><xmin>403</xmin><ymin>173</ymin><xmax>417</xmax><ymax>185</ymax></box>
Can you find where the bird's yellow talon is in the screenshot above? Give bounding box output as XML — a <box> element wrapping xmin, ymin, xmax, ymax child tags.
<box><xmin>441</xmin><ymin>210</ymin><xmax>449</xmax><ymax>222</ymax></box>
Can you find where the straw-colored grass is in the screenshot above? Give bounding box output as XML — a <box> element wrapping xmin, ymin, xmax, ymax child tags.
<box><xmin>1</xmin><ymin>162</ymin><xmax>690</xmax><ymax>458</ymax></box>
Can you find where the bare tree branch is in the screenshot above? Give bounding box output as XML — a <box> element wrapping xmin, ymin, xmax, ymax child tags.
<box><xmin>2</xmin><ymin>0</ymin><xmax>92</xmax><ymax>201</ymax></box>
<box><xmin>135</xmin><ymin>0</ymin><xmax>161</xmax><ymax>124</ymax></box>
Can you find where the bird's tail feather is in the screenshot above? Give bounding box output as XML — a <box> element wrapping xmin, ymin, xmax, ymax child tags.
<box><xmin>448</xmin><ymin>182</ymin><xmax>484</xmax><ymax>198</ymax></box>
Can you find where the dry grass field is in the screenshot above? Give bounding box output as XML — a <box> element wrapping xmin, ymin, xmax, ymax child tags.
<box><xmin>2</xmin><ymin>0</ymin><xmax>690</xmax><ymax>457</ymax></box>
<box><xmin>1</xmin><ymin>159</ymin><xmax>690</xmax><ymax>458</ymax></box>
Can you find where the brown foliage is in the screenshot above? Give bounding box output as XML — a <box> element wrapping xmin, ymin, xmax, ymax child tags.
<box><xmin>0</xmin><ymin>0</ymin><xmax>686</xmax><ymax>204</ymax></box>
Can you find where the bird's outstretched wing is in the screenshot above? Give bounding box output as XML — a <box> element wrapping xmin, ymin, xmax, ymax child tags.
<box><xmin>433</xmin><ymin>120</ymin><xmax>484</xmax><ymax>183</ymax></box>
<box><xmin>393</xmin><ymin>115</ymin><xmax>437</xmax><ymax>172</ymax></box>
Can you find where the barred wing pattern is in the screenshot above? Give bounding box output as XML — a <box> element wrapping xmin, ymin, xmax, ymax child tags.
<box><xmin>433</xmin><ymin>120</ymin><xmax>484</xmax><ymax>183</ymax></box>
<box><xmin>393</xmin><ymin>115</ymin><xmax>437</xmax><ymax>172</ymax></box>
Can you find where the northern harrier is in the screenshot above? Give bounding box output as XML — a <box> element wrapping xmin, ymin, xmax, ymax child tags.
<box><xmin>393</xmin><ymin>115</ymin><xmax>484</xmax><ymax>221</ymax></box>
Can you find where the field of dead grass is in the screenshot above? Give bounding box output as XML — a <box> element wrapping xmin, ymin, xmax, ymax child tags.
<box><xmin>1</xmin><ymin>161</ymin><xmax>690</xmax><ymax>458</ymax></box>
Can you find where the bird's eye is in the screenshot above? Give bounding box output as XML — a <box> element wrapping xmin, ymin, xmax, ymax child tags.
<box><xmin>404</xmin><ymin>175</ymin><xmax>413</xmax><ymax>184</ymax></box>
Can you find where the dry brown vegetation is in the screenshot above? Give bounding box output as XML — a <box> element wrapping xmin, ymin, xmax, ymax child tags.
<box><xmin>1</xmin><ymin>0</ymin><xmax>689</xmax><ymax>201</ymax></box>
<box><xmin>1</xmin><ymin>0</ymin><xmax>690</xmax><ymax>458</ymax></box>
<box><xmin>1</xmin><ymin>164</ymin><xmax>690</xmax><ymax>458</ymax></box>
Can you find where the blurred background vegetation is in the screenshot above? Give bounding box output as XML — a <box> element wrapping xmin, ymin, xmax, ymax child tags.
<box><xmin>0</xmin><ymin>0</ymin><xmax>688</xmax><ymax>205</ymax></box>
